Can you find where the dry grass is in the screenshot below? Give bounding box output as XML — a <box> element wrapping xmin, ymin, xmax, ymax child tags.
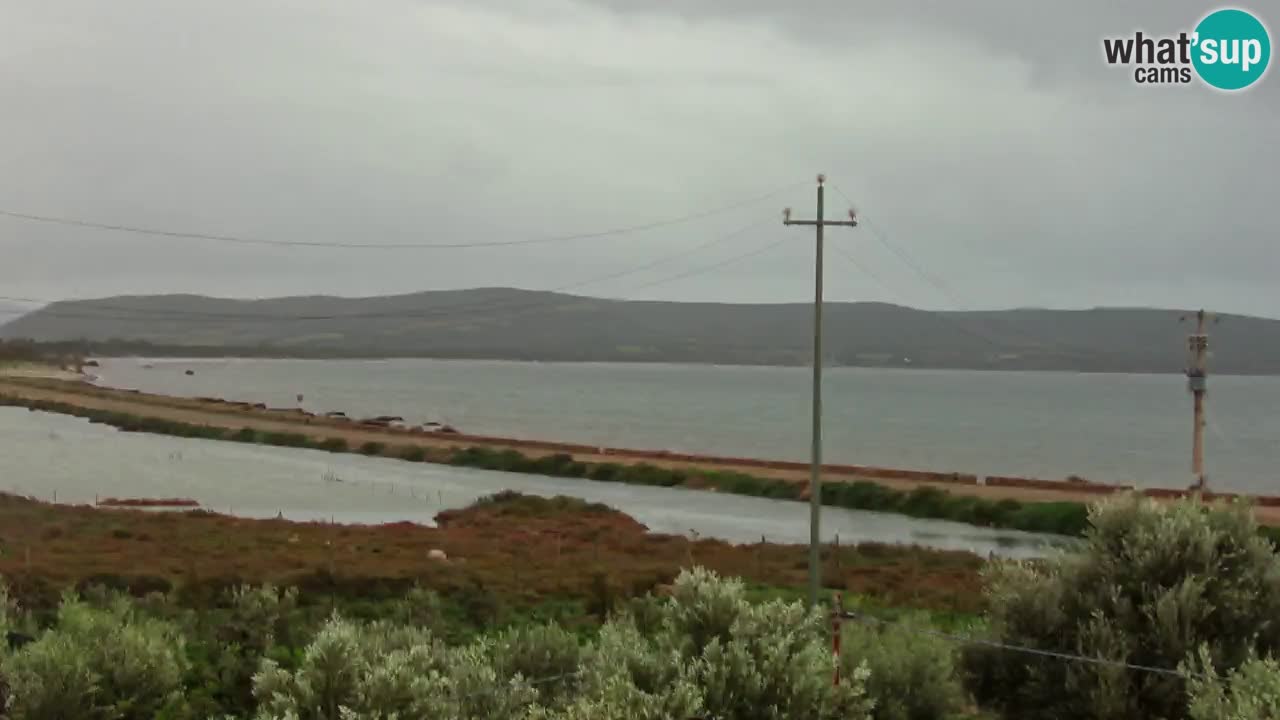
<box><xmin>0</xmin><ymin>491</ymin><xmax>985</xmax><ymax>615</ymax></box>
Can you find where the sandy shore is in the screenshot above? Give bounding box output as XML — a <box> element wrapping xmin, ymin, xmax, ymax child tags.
<box><xmin>0</xmin><ymin>362</ymin><xmax>90</xmax><ymax>382</ymax></box>
<box><xmin>3</xmin><ymin>375</ymin><xmax>1277</xmax><ymax>524</ymax></box>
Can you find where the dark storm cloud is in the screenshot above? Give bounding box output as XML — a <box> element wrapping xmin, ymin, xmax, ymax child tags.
<box><xmin>0</xmin><ymin>0</ymin><xmax>1276</xmax><ymax>316</ymax></box>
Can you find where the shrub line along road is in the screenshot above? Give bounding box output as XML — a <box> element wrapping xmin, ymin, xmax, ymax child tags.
<box><xmin>3</xmin><ymin>375</ymin><xmax>1277</xmax><ymax>525</ymax></box>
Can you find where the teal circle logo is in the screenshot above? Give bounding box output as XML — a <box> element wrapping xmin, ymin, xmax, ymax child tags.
<box><xmin>1192</xmin><ymin>8</ymin><xmax>1271</xmax><ymax>90</ymax></box>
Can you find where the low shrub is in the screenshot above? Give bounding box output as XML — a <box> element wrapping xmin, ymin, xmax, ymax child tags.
<box><xmin>399</xmin><ymin>446</ymin><xmax>427</xmax><ymax>462</ymax></box>
<box><xmin>316</xmin><ymin>437</ymin><xmax>348</xmax><ymax>453</ymax></box>
<box><xmin>358</xmin><ymin>441</ymin><xmax>386</xmax><ymax>456</ymax></box>
<box><xmin>842</xmin><ymin>613</ymin><xmax>968</xmax><ymax>720</ymax></box>
<box><xmin>963</xmin><ymin>496</ymin><xmax>1280</xmax><ymax>720</ymax></box>
<box><xmin>232</xmin><ymin>427</ymin><xmax>260</xmax><ymax>443</ymax></box>
<box><xmin>260</xmin><ymin>431</ymin><xmax>309</xmax><ymax>448</ymax></box>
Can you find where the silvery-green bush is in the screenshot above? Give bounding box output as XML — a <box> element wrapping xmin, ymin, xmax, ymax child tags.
<box><xmin>229</xmin><ymin>584</ymin><xmax>299</xmax><ymax>655</ymax></box>
<box><xmin>657</xmin><ymin>567</ymin><xmax>872</xmax><ymax>720</ymax></box>
<box><xmin>490</xmin><ymin>623</ymin><xmax>584</xmax><ymax>708</ymax></box>
<box><xmin>1186</xmin><ymin>647</ymin><xmax>1280</xmax><ymax>720</ymax></box>
<box><xmin>0</xmin><ymin>576</ymin><xmax>14</xmax><ymax>717</ymax></box>
<box><xmin>841</xmin><ymin>613</ymin><xmax>967</xmax><ymax>720</ymax></box>
<box><xmin>571</xmin><ymin>620</ymin><xmax>704</xmax><ymax>720</ymax></box>
<box><xmin>2</xmin><ymin>594</ymin><xmax>187</xmax><ymax>720</ymax></box>
<box><xmin>962</xmin><ymin>495</ymin><xmax>1280</xmax><ymax>720</ymax></box>
<box><xmin>251</xmin><ymin>568</ymin><xmax>870</xmax><ymax>720</ymax></box>
<box><xmin>252</xmin><ymin>614</ymin><xmax>536</xmax><ymax>720</ymax></box>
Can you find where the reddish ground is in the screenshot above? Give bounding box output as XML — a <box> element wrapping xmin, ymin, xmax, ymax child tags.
<box><xmin>0</xmin><ymin>492</ymin><xmax>985</xmax><ymax>614</ymax></box>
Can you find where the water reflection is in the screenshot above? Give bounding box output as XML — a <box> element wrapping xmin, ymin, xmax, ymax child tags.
<box><xmin>1</xmin><ymin>409</ymin><xmax>1058</xmax><ymax>558</ymax></box>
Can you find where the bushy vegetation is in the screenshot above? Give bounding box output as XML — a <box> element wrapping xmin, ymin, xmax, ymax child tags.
<box><xmin>316</xmin><ymin>437</ymin><xmax>348</xmax><ymax>453</ymax></box>
<box><xmin>2</xmin><ymin>595</ymin><xmax>187</xmax><ymax>719</ymax></box>
<box><xmin>0</xmin><ymin>569</ymin><xmax>874</xmax><ymax>720</ymax></box>
<box><xmin>1186</xmin><ymin>650</ymin><xmax>1280</xmax><ymax>720</ymax></box>
<box><xmin>842</xmin><ymin>613</ymin><xmax>968</xmax><ymax>720</ymax></box>
<box><xmin>962</xmin><ymin>495</ymin><xmax>1280</xmax><ymax>720</ymax></box>
<box><xmin>5</xmin><ymin>494</ymin><xmax>1280</xmax><ymax>718</ymax></box>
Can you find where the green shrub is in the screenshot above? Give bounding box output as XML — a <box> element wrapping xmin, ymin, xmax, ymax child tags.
<box><xmin>317</xmin><ymin>437</ymin><xmax>348</xmax><ymax>453</ymax></box>
<box><xmin>619</xmin><ymin>463</ymin><xmax>683</xmax><ymax>487</ymax></box>
<box><xmin>898</xmin><ymin>486</ymin><xmax>952</xmax><ymax>518</ymax></box>
<box><xmin>399</xmin><ymin>446</ymin><xmax>427</xmax><ymax>462</ymax></box>
<box><xmin>1004</xmin><ymin>501</ymin><xmax>1089</xmax><ymax>536</ymax></box>
<box><xmin>260</xmin><ymin>431</ymin><xmax>309</xmax><ymax>448</ymax></box>
<box><xmin>232</xmin><ymin>427</ymin><xmax>259</xmax><ymax>443</ymax></box>
<box><xmin>962</xmin><ymin>495</ymin><xmax>1280</xmax><ymax>720</ymax></box>
<box><xmin>587</xmin><ymin>463</ymin><xmax>623</xmax><ymax>482</ymax></box>
<box><xmin>1186</xmin><ymin>648</ymin><xmax>1280</xmax><ymax>720</ymax></box>
<box><xmin>358</xmin><ymin>441</ymin><xmax>386</xmax><ymax>456</ymax></box>
<box><xmin>842</xmin><ymin>613</ymin><xmax>968</xmax><ymax>720</ymax></box>
<box><xmin>253</xmin><ymin>614</ymin><xmax>535</xmax><ymax>719</ymax></box>
<box><xmin>3</xmin><ymin>596</ymin><xmax>188</xmax><ymax>720</ymax></box>
<box><xmin>491</xmin><ymin>623</ymin><xmax>584</xmax><ymax>708</ymax></box>
<box><xmin>662</xmin><ymin>567</ymin><xmax>872</xmax><ymax>720</ymax></box>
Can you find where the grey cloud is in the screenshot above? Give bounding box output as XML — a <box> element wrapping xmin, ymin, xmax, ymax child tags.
<box><xmin>0</xmin><ymin>0</ymin><xmax>1276</xmax><ymax>318</ymax></box>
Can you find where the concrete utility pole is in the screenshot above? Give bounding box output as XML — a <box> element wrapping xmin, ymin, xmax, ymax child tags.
<box><xmin>784</xmin><ymin>174</ymin><xmax>857</xmax><ymax>608</ymax></box>
<box><xmin>1183</xmin><ymin>309</ymin><xmax>1213</xmax><ymax>491</ymax></box>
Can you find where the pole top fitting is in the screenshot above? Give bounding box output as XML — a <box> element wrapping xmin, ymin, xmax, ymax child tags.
<box><xmin>817</xmin><ymin>173</ymin><xmax>826</xmax><ymax>185</ymax></box>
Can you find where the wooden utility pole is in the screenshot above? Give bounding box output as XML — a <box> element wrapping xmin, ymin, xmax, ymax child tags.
<box><xmin>784</xmin><ymin>174</ymin><xmax>857</xmax><ymax>608</ymax></box>
<box><xmin>1183</xmin><ymin>309</ymin><xmax>1212</xmax><ymax>491</ymax></box>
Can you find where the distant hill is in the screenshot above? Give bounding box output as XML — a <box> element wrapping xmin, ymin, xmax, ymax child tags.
<box><xmin>3</xmin><ymin>288</ymin><xmax>1278</xmax><ymax>374</ymax></box>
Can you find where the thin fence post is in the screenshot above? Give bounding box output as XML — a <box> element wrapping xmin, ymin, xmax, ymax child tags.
<box><xmin>832</xmin><ymin>591</ymin><xmax>843</xmax><ymax>686</ymax></box>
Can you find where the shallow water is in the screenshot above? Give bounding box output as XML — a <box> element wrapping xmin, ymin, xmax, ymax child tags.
<box><xmin>0</xmin><ymin>408</ymin><xmax>1065</xmax><ymax>558</ymax></box>
<box><xmin>89</xmin><ymin>357</ymin><xmax>1280</xmax><ymax>493</ymax></box>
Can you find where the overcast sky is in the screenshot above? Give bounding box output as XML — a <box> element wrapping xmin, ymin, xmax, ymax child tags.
<box><xmin>1</xmin><ymin>0</ymin><xmax>1276</xmax><ymax>317</ymax></box>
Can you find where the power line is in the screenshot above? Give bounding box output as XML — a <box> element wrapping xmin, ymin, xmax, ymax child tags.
<box><xmin>826</xmin><ymin>242</ymin><xmax>898</xmax><ymax>301</ymax></box>
<box><xmin>829</xmin><ymin>184</ymin><xmax>964</xmax><ymax>306</ymax></box>
<box><xmin>829</xmin><ymin>183</ymin><xmax>1052</xmax><ymax>352</ymax></box>
<box><xmin>625</xmin><ymin>237</ymin><xmax>787</xmax><ymax>293</ymax></box>
<box><xmin>841</xmin><ymin>610</ymin><xmax>1200</xmax><ymax>680</ymax></box>
<box><xmin>0</xmin><ymin>181</ymin><xmax>803</xmax><ymax>250</ymax></box>
<box><xmin>0</xmin><ymin>219</ymin><xmax>779</xmax><ymax>327</ymax></box>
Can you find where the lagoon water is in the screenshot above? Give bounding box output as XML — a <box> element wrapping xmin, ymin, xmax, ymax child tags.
<box><xmin>0</xmin><ymin>408</ymin><xmax>1062</xmax><ymax>558</ymax></box>
<box><xmin>89</xmin><ymin>357</ymin><xmax>1280</xmax><ymax>493</ymax></box>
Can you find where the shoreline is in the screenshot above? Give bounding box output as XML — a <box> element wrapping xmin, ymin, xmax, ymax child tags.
<box><xmin>3</xmin><ymin>375</ymin><xmax>1279</xmax><ymax>529</ymax></box>
<box><xmin>34</xmin><ymin>349</ymin><xmax>1280</xmax><ymax>377</ymax></box>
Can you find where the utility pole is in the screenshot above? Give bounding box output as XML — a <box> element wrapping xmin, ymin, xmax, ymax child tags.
<box><xmin>1183</xmin><ymin>309</ymin><xmax>1214</xmax><ymax>491</ymax></box>
<box><xmin>784</xmin><ymin>174</ymin><xmax>857</xmax><ymax>607</ymax></box>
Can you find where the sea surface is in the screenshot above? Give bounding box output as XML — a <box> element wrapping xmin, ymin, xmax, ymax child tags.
<box><xmin>0</xmin><ymin>409</ymin><xmax>1061</xmax><ymax>558</ymax></box>
<box><xmin>89</xmin><ymin>357</ymin><xmax>1280</xmax><ymax>493</ymax></box>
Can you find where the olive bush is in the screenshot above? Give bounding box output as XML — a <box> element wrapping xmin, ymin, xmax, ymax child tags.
<box><xmin>2</xmin><ymin>594</ymin><xmax>187</xmax><ymax>720</ymax></box>
<box><xmin>251</xmin><ymin>568</ymin><xmax>869</xmax><ymax>720</ymax></box>
<box><xmin>490</xmin><ymin>623</ymin><xmax>584</xmax><ymax>708</ymax></box>
<box><xmin>655</xmin><ymin>567</ymin><xmax>871</xmax><ymax>720</ymax></box>
<box><xmin>842</xmin><ymin>613</ymin><xmax>967</xmax><ymax>720</ymax></box>
<box><xmin>1186</xmin><ymin>647</ymin><xmax>1280</xmax><ymax>720</ymax></box>
<box><xmin>962</xmin><ymin>495</ymin><xmax>1280</xmax><ymax>720</ymax></box>
<box><xmin>252</xmin><ymin>614</ymin><xmax>535</xmax><ymax>720</ymax></box>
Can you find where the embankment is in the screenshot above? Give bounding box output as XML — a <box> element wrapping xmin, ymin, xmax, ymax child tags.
<box><xmin>2</xmin><ymin>376</ymin><xmax>1279</xmax><ymax>537</ymax></box>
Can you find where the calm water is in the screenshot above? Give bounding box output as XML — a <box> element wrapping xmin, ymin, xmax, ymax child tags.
<box><xmin>90</xmin><ymin>357</ymin><xmax>1280</xmax><ymax>493</ymax></box>
<box><xmin>0</xmin><ymin>409</ymin><xmax>1060</xmax><ymax>558</ymax></box>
